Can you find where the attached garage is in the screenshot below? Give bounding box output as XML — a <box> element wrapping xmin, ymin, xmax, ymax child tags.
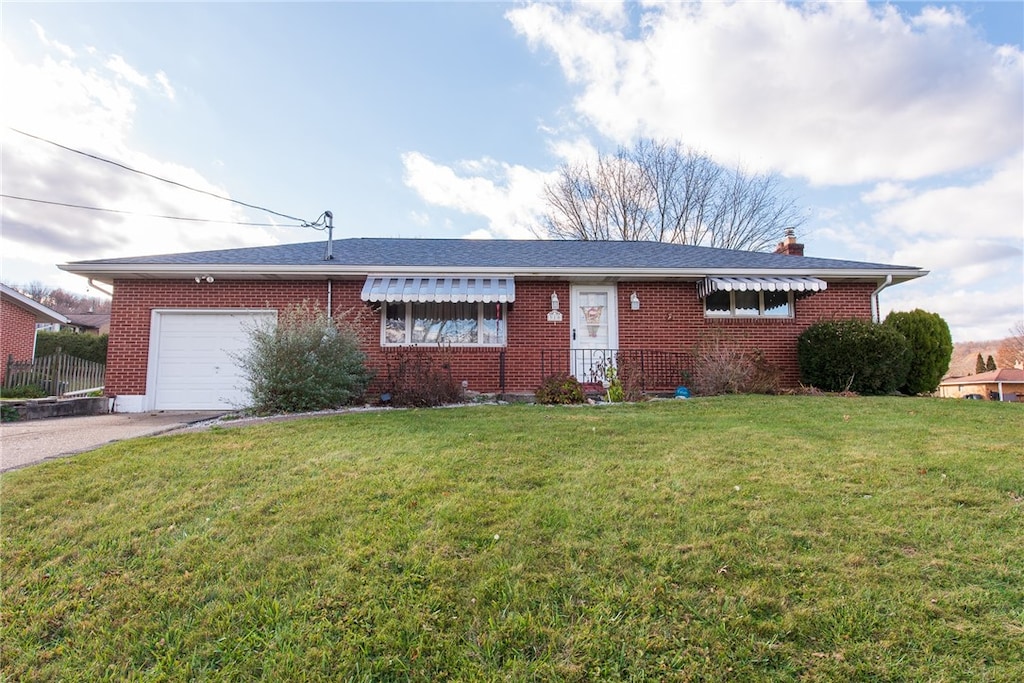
<box><xmin>146</xmin><ymin>309</ymin><xmax>276</xmax><ymax>410</ymax></box>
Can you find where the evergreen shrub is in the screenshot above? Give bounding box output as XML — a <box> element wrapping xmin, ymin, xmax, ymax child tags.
<box><xmin>882</xmin><ymin>309</ymin><xmax>953</xmax><ymax>395</ymax></box>
<box><xmin>798</xmin><ymin>319</ymin><xmax>911</xmax><ymax>395</ymax></box>
<box><xmin>35</xmin><ymin>331</ymin><xmax>108</xmax><ymax>364</ymax></box>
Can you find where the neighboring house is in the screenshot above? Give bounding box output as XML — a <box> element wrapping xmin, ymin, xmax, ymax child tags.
<box><xmin>0</xmin><ymin>283</ymin><xmax>70</xmax><ymax>384</ymax></box>
<box><xmin>938</xmin><ymin>368</ymin><xmax>1024</xmax><ymax>401</ymax></box>
<box><xmin>63</xmin><ymin>313</ymin><xmax>112</xmax><ymax>335</ymax></box>
<box><xmin>59</xmin><ymin>236</ymin><xmax>926</xmax><ymax>412</ymax></box>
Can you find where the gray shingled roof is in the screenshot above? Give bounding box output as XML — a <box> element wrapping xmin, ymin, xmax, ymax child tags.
<box><xmin>67</xmin><ymin>237</ymin><xmax>920</xmax><ymax>273</ymax></box>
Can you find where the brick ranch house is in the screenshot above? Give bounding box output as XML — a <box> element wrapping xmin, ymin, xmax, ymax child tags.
<box><xmin>59</xmin><ymin>236</ymin><xmax>926</xmax><ymax>412</ymax></box>
<box><xmin>0</xmin><ymin>283</ymin><xmax>69</xmax><ymax>384</ymax></box>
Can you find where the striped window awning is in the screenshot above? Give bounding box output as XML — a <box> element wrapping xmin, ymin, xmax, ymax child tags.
<box><xmin>360</xmin><ymin>276</ymin><xmax>515</xmax><ymax>303</ymax></box>
<box><xmin>697</xmin><ymin>276</ymin><xmax>827</xmax><ymax>299</ymax></box>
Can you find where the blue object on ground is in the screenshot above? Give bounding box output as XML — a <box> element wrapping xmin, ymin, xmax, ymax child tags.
<box><xmin>675</xmin><ymin>386</ymin><xmax>690</xmax><ymax>398</ymax></box>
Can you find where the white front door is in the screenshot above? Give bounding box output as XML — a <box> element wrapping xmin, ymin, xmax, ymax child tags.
<box><xmin>570</xmin><ymin>284</ymin><xmax>618</xmax><ymax>383</ymax></box>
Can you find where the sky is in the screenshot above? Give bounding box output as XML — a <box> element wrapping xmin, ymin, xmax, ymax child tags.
<box><xmin>1</xmin><ymin>0</ymin><xmax>1021</xmax><ymax>342</ymax></box>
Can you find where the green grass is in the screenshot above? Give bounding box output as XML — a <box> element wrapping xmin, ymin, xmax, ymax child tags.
<box><xmin>2</xmin><ymin>396</ymin><xmax>1022</xmax><ymax>681</ymax></box>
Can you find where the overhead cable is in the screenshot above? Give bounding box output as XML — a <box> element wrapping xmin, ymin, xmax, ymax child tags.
<box><xmin>0</xmin><ymin>193</ymin><xmax>305</xmax><ymax>227</ymax></box>
<box><xmin>9</xmin><ymin>127</ymin><xmax>316</xmax><ymax>225</ymax></box>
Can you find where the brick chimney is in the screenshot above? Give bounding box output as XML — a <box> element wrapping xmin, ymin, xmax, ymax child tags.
<box><xmin>775</xmin><ymin>228</ymin><xmax>804</xmax><ymax>256</ymax></box>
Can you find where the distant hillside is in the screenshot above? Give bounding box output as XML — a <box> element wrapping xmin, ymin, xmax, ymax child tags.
<box><xmin>948</xmin><ymin>339</ymin><xmax>1006</xmax><ymax>377</ymax></box>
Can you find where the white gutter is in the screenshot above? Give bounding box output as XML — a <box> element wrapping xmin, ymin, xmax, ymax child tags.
<box><xmin>87</xmin><ymin>279</ymin><xmax>114</xmax><ymax>297</ymax></box>
<box><xmin>871</xmin><ymin>274</ymin><xmax>893</xmax><ymax>323</ymax></box>
<box><xmin>61</xmin><ymin>263</ymin><xmax>927</xmax><ymax>284</ymax></box>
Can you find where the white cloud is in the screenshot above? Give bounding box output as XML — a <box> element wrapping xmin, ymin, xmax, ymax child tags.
<box><xmin>873</xmin><ymin>154</ymin><xmax>1024</xmax><ymax>240</ymax></box>
<box><xmin>882</xmin><ymin>276</ymin><xmax>1024</xmax><ymax>342</ymax></box>
<box><xmin>105</xmin><ymin>54</ymin><xmax>149</xmax><ymax>88</ymax></box>
<box><xmin>546</xmin><ymin>135</ymin><xmax>599</xmax><ymax>166</ymax></box>
<box><xmin>30</xmin><ymin>20</ymin><xmax>75</xmax><ymax>59</ymax></box>
<box><xmin>155</xmin><ymin>70</ymin><xmax>176</xmax><ymax>100</ymax></box>
<box><xmin>507</xmin><ymin>0</ymin><xmax>1023</xmax><ymax>185</ymax></box>
<box><xmin>860</xmin><ymin>182</ymin><xmax>912</xmax><ymax>204</ymax></box>
<box><xmin>0</xmin><ymin>28</ymin><xmax>281</xmax><ymax>294</ymax></box>
<box><xmin>891</xmin><ymin>238</ymin><xmax>1021</xmax><ymax>286</ymax></box>
<box><xmin>409</xmin><ymin>210</ymin><xmax>430</xmax><ymax>227</ymax></box>
<box><xmin>401</xmin><ymin>152</ymin><xmax>553</xmax><ymax>239</ymax></box>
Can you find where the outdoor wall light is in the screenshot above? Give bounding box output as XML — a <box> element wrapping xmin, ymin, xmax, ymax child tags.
<box><xmin>195</xmin><ymin>275</ymin><xmax>214</xmax><ymax>283</ymax></box>
<box><xmin>547</xmin><ymin>292</ymin><xmax>563</xmax><ymax>322</ymax></box>
<box><xmin>630</xmin><ymin>292</ymin><xmax>640</xmax><ymax>310</ymax></box>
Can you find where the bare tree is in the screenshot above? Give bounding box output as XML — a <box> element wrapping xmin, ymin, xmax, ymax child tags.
<box><xmin>4</xmin><ymin>281</ymin><xmax>111</xmax><ymax>314</ymax></box>
<box><xmin>539</xmin><ymin>139</ymin><xmax>805</xmax><ymax>250</ymax></box>
<box><xmin>996</xmin><ymin>320</ymin><xmax>1024</xmax><ymax>369</ymax></box>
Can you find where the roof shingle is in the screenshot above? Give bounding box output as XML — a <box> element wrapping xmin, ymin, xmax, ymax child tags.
<box><xmin>67</xmin><ymin>237</ymin><xmax>920</xmax><ymax>273</ymax></box>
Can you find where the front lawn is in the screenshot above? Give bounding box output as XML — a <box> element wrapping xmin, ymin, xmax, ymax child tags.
<box><xmin>2</xmin><ymin>396</ymin><xmax>1022</xmax><ymax>681</ymax></box>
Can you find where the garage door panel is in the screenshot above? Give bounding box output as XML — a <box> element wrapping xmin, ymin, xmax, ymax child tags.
<box><xmin>151</xmin><ymin>311</ymin><xmax>275</xmax><ymax>410</ymax></box>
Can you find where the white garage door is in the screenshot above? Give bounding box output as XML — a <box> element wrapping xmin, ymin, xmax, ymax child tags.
<box><xmin>149</xmin><ymin>310</ymin><xmax>276</xmax><ymax>410</ymax></box>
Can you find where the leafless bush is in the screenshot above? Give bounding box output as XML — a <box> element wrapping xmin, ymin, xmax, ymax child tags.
<box><xmin>691</xmin><ymin>335</ymin><xmax>781</xmax><ymax>396</ymax></box>
<box><xmin>383</xmin><ymin>346</ymin><xmax>462</xmax><ymax>407</ymax></box>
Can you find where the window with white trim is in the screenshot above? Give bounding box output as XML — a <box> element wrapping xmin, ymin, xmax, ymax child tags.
<box><xmin>704</xmin><ymin>290</ymin><xmax>793</xmax><ymax>318</ymax></box>
<box><xmin>382</xmin><ymin>301</ymin><xmax>507</xmax><ymax>346</ymax></box>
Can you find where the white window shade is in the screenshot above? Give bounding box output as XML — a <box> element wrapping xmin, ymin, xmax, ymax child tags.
<box><xmin>697</xmin><ymin>276</ymin><xmax>827</xmax><ymax>299</ymax></box>
<box><xmin>361</xmin><ymin>276</ymin><xmax>515</xmax><ymax>303</ymax></box>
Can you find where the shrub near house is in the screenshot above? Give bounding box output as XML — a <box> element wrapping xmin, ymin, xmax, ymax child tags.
<box><xmin>883</xmin><ymin>309</ymin><xmax>953</xmax><ymax>395</ymax></box>
<box><xmin>798</xmin><ymin>319</ymin><xmax>912</xmax><ymax>394</ymax></box>
<box><xmin>235</xmin><ymin>302</ymin><xmax>372</xmax><ymax>414</ymax></box>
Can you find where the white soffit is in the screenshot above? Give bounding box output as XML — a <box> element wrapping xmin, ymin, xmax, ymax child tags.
<box><xmin>360</xmin><ymin>276</ymin><xmax>516</xmax><ymax>303</ymax></box>
<box><xmin>697</xmin><ymin>276</ymin><xmax>828</xmax><ymax>299</ymax></box>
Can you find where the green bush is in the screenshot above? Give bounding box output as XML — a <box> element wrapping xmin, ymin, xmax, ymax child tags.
<box><xmin>235</xmin><ymin>302</ymin><xmax>373</xmax><ymax>414</ymax></box>
<box><xmin>0</xmin><ymin>384</ymin><xmax>47</xmax><ymax>399</ymax></box>
<box><xmin>883</xmin><ymin>309</ymin><xmax>953</xmax><ymax>395</ymax></box>
<box><xmin>35</xmin><ymin>331</ymin><xmax>108</xmax><ymax>364</ymax></box>
<box><xmin>535</xmin><ymin>374</ymin><xmax>585</xmax><ymax>404</ymax></box>
<box><xmin>798</xmin><ymin>319</ymin><xmax>911</xmax><ymax>395</ymax></box>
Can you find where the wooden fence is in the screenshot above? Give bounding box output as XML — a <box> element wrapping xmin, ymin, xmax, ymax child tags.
<box><xmin>4</xmin><ymin>350</ymin><xmax>106</xmax><ymax>396</ymax></box>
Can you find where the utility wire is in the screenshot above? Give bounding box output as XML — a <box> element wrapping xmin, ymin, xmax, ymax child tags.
<box><xmin>1</xmin><ymin>194</ymin><xmax>306</xmax><ymax>227</ymax></box>
<box><xmin>9</xmin><ymin>127</ymin><xmax>318</xmax><ymax>226</ymax></box>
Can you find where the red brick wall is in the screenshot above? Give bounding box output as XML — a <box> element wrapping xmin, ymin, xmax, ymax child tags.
<box><xmin>107</xmin><ymin>279</ymin><xmax>336</xmax><ymax>396</ymax></box>
<box><xmin>616</xmin><ymin>281</ymin><xmax>875</xmax><ymax>387</ymax></box>
<box><xmin>1</xmin><ymin>298</ymin><xmax>40</xmax><ymax>383</ymax></box>
<box><xmin>106</xmin><ymin>278</ymin><xmax>876</xmax><ymax>399</ymax></box>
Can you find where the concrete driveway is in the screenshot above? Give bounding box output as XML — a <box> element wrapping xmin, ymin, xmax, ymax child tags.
<box><xmin>0</xmin><ymin>412</ymin><xmax>225</xmax><ymax>473</ymax></box>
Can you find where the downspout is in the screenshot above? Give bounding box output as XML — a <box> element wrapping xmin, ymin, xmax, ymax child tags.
<box><xmin>88</xmin><ymin>279</ymin><xmax>114</xmax><ymax>298</ymax></box>
<box><xmin>327</xmin><ymin>279</ymin><xmax>333</xmax><ymax>320</ymax></box>
<box><xmin>871</xmin><ymin>274</ymin><xmax>893</xmax><ymax>323</ymax></box>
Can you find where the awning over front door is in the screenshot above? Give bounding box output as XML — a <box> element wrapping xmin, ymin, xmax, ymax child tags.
<box><xmin>360</xmin><ymin>275</ymin><xmax>516</xmax><ymax>303</ymax></box>
<box><xmin>697</xmin><ymin>276</ymin><xmax>827</xmax><ymax>299</ymax></box>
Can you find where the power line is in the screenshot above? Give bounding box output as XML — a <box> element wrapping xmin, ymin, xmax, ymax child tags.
<box><xmin>0</xmin><ymin>194</ymin><xmax>306</xmax><ymax>227</ymax></box>
<box><xmin>9</xmin><ymin>127</ymin><xmax>318</xmax><ymax>226</ymax></box>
